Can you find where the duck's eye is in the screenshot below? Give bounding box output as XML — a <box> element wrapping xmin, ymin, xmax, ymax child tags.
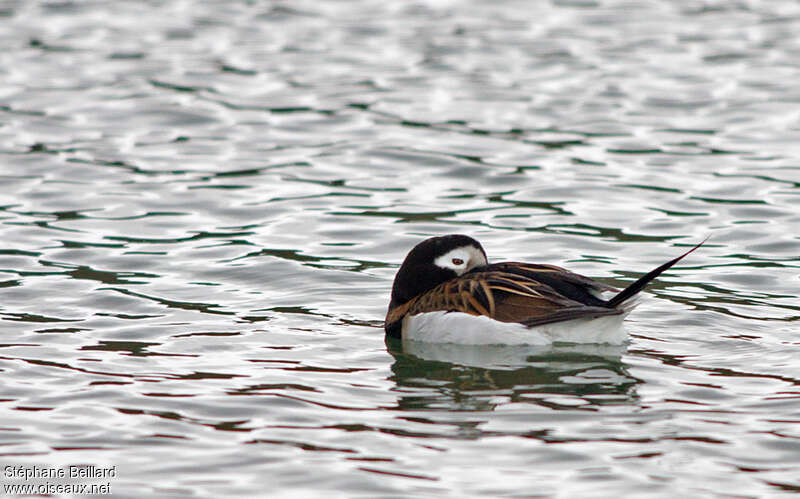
<box><xmin>452</xmin><ymin>258</ymin><xmax>464</xmax><ymax>266</ymax></box>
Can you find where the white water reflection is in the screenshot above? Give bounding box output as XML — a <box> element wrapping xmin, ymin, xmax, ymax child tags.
<box><xmin>0</xmin><ymin>0</ymin><xmax>799</xmax><ymax>496</ymax></box>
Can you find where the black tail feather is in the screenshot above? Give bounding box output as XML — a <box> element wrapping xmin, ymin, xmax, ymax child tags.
<box><xmin>606</xmin><ymin>238</ymin><xmax>707</xmax><ymax>309</ymax></box>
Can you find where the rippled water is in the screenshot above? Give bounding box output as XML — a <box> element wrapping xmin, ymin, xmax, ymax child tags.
<box><xmin>1</xmin><ymin>0</ymin><xmax>799</xmax><ymax>496</ymax></box>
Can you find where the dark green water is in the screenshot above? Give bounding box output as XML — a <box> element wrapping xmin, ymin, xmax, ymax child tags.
<box><xmin>0</xmin><ymin>1</ymin><xmax>798</xmax><ymax>496</ymax></box>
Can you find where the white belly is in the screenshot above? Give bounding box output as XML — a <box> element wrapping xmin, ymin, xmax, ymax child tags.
<box><xmin>401</xmin><ymin>310</ymin><xmax>630</xmax><ymax>345</ymax></box>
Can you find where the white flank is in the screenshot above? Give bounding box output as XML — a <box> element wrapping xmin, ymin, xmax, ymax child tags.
<box><xmin>402</xmin><ymin>310</ymin><xmax>632</xmax><ymax>345</ymax></box>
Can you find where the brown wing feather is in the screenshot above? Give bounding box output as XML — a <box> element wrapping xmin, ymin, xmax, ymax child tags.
<box><xmin>491</xmin><ymin>262</ymin><xmax>619</xmax><ymax>293</ymax></box>
<box><xmin>385</xmin><ymin>266</ymin><xmax>621</xmax><ymax>328</ymax></box>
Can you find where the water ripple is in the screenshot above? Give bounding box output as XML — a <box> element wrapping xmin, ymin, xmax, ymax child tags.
<box><xmin>0</xmin><ymin>0</ymin><xmax>799</xmax><ymax>496</ymax></box>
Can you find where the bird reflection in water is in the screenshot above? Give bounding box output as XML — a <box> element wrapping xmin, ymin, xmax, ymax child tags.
<box><xmin>385</xmin><ymin>337</ymin><xmax>640</xmax><ymax>415</ymax></box>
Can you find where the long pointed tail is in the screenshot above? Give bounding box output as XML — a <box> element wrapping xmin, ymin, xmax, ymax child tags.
<box><xmin>606</xmin><ymin>238</ymin><xmax>707</xmax><ymax>309</ymax></box>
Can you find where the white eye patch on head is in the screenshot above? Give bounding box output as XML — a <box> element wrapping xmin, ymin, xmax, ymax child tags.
<box><xmin>434</xmin><ymin>246</ymin><xmax>487</xmax><ymax>275</ymax></box>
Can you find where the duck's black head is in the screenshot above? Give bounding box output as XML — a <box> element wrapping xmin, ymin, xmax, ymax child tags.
<box><xmin>388</xmin><ymin>234</ymin><xmax>488</xmax><ymax>311</ymax></box>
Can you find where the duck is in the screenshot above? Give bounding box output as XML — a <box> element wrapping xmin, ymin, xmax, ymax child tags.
<box><xmin>385</xmin><ymin>234</ymin><xmax>704</xmax><ymax>345</ymax></box>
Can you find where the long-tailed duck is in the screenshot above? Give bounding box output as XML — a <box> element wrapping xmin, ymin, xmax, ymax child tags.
<box><xmin>385</xmin><ymin>235</ymin><xmax>703</xmax><ymax>345</ymax></box>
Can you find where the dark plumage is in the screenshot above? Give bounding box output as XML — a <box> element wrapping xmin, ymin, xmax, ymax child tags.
<box><xmin>385</xmin><ymin>234</ymin><xmax>704</xmax><ymax>339</ymax></box>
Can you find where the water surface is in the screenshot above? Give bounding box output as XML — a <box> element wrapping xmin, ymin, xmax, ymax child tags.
<box><xmin>0</xmin><ymin>1</ymin><xmax>799</xmax><ymax>497</ymax></box>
